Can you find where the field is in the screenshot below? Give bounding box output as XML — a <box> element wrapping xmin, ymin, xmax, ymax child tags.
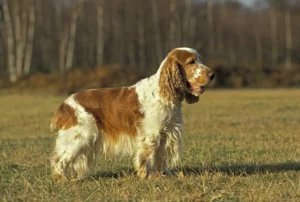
<box><xmin>1</xmin><ymin>89</ymin><xmax>300</xmax><ymax>201</ymax></box>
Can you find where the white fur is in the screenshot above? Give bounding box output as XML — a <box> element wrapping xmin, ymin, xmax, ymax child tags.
<box><xmin>176</xmin><ymin>47</ymin><xmax>202</xmax><ymax>63</ymax></box>
<box><xmin>133</xmin><ymin>60</ymin><xmax>183</xmax><ymax>177</ymax></box>
<box><xmin>51</xmin><ymin>95</ymin><xmax>100</xmax><ymax>179</ymax></box>
<box><xmin>51</xmin><ymin>47</ymin><xmax>205</xmax><ymax>180</ymax></box>
<box><xmin>193</xmin><ymin>68</ymin><xmax>202</xmax><ymax>79</ymax></box>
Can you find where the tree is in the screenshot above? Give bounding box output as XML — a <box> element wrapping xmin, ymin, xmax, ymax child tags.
<box><xmin>285</xmin><ymin>5</ymin><xmax>292</xmax><ymax>69</ymax></box>
<box><xmin>137</xmin><ymin>0</ymin><xmax>146</xmax><ymax>70</ymax></box>
<box><xmin>3</xmin><ymin>0</ymin><xmax>16</xmax><ymax>82</ymax></box>
<box><xmin>270</xmin><ymin>4</ymin><xmax>278</xmax><ymax>66</ymax></box>
<box><xmin>23</xmin><ymin>0</ymin><xmax>35</xmax><ymax>75</ymax></box>
<box><xmin>169</xmin><ymin>0</ymin><xmax>176</xmax><ymax>49</ymax></box>
<box><xmin>151</xmin><ymin>0</ymin><xmax>163</xmax><ymax>64</ymax></box>
<box><xmin>96</xmin><ymin>0</ymin><xmax>104</xmax><ymax>66</ymax></box>
<box><xmin>207</xmin><ymin>0</ymin><xmax>215</xmax><ymax>56</ymax></box>
<box><xmin>56</xmin><ymin>0</ymin><xmax>83</xmax><ymax>72</ymax></box>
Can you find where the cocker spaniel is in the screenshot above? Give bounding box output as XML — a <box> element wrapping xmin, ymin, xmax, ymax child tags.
<box><xmin>50</xmin><ymin>47</ymin><xmax>215</xmax><ymax>181</ymax></box>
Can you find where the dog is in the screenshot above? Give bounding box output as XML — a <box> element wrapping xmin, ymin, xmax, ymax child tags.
<box><xmin>50</xmin><ymin>47</ymin><xmax>215</xmax><ymax>181</ymax></box>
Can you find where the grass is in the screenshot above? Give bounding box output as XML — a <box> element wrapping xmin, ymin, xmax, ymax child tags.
<box><xmin>1</xmin><ymin>89</ymin><xmax>300</xmax><ymax>201</ymax></box>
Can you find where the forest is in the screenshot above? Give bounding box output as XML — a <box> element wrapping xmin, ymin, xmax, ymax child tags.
<box><xmin>0</xmin><ymin>0</ymin><xmax>300</xmax><ymax>89</ymax></box>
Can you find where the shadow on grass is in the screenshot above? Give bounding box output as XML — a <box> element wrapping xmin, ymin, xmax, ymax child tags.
<box><xmin>89</xmin><ymin>168</ymin><xmax>136</xmax><ymax>180</ymax></box>
<box><xmin>88</xmin><ymin>162</ymin><xmax>300</xmax><ymax>179</ymax></box>
<box><xmin>180</xmin><ymin>162</ymin><xmax>300</xmax><ymax>176</ymax></box>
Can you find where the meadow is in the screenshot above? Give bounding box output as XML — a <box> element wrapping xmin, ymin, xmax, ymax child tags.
<box><xmin>1</xmin><ymin>89</ymin><xmax>300</xmax><ymax>201</ymax></box>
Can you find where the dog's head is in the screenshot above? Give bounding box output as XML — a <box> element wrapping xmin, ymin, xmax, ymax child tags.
<box><xmin>159</xmin><ymin>47</ymin><xmax>215</xmax><ymax>104</ymax></box>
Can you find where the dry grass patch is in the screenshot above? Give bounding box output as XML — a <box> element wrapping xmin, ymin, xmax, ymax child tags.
<box><xmin>1</xmin><ymin>89</ymin><xmax>300</xmax><ymax>201</ymax></box>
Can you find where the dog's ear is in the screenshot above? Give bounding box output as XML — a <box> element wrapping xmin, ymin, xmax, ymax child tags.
<box><xmin>184</xmin><ymin>92</ymin><xmax>199</xmax><ymax>104</ymax></box>
<box><xmin>159</xmin><ymin>58</ymin><xmax>185</xmax><ymax>103</ymax></box>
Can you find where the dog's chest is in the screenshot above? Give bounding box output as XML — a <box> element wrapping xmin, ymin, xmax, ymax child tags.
<box><xmin>160</xmin><ymin>107</ymin><xmax>182</xmax><ymax>133</ymax></box>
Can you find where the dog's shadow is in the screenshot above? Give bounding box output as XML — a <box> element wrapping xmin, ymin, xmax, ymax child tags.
<box><xmin>89</xmin><ymin>162</ymin><xmax>300</xmax><ymax>180</ymax></box>
<box><xmin>180</xmin><ymin>162</ymin><xmax>300</xmax><ymax>176</ymax></box>
<box><xmin>89</xmin><ymin>168</ymin><xmax>135</xmax><ymax>180</ymax></box>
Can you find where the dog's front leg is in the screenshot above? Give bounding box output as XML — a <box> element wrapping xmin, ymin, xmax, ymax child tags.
<box><xmin>134</xmin><ymin>135</ymin><xmax>160</xmax><ymax>179</ymax></box>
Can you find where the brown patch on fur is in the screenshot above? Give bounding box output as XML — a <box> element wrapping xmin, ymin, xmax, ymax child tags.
<box><xmin>50</xmin><ymin>103</ymin><xmax>78</xmax><ymax>131</ymax></box>
<box><xmin>159</xmin><ymin>49</ymin><xmax>197</xmax><ymax>103</ymax></box>
<box><xmin>159</xmin><ymin>48</ymin><xmax>213</xmax><ymax>104</ymax></box>
<box><xmin>168</xmin><ymin>49</ymin><xmax>197</xmax><ymax>64</ymax></box>
<box><xmin>74</xmin><ymin>87</ymin><xmax>144</xmax><ymax>142</ymax></box>
<box><xmin>159</xmin><ymin>57</ymin><xmax>185</xmax><ymax>103</ymax></box>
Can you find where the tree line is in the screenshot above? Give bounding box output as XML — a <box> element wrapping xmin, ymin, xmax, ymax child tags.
<box><xmin>0</xmin><ymin>0</ymin><xmax>299</xmax><ymax>86</ymax></box>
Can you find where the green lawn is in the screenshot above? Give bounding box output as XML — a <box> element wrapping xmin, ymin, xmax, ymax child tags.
<box><xmin>1</xmin><ymin>89</ymin><xmax>300</xmax><ymax>201</ymax></box>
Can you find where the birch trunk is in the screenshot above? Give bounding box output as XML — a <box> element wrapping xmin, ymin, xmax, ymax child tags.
<box><xmin>229</xmin><ymin>39</ymin><xmax>236</xmax><ymax>65</ymax></box>
<box><xmin>169</xmin><ymin>0</ymin><xmax>176</xmax><ymax>49</ymax></box>
<box><xmin>183</xmin><ymin>0</ymin><xmax>191</xmax><ymax>46</ymax></box>
<box><xmin>0</xmin><ymin>2</ymin><xmax>4</xmax><ymax>72</ymax></box>
<box><xmin>270</xmin><ymin>9</ymin><xmax>277</xmax><ymax>67</ymax></box>
<box><xmin>111</xmin><ymin>1</ymin><xmax>124</xmax><ymax>65</ymax></box>
<box><xmin>65</xmin><ymin>0</ymin><xmax>82</xmax><ymax>71</ymax></box>
<box><xmin>124</xmin><ymin>0</ymin><xmax>135</xmax><ymax>68</ymax></box>
<box><xmin>35</xmin><ymin>0</ymin><xmax>48</xmax><ymax>68</ymax></box>
<box><xmin>285</xmin><ymin>8</ymin><xmax>292</xmax><ymax>69</ymax></box>
<box><xmin>137</xmin><ymin>0</ymin><xmax>146</xmax><ymax>70</ymax></box>
<box><xmin>255</xmin><ymin>27</ymin><xmax>263</xmax><ymax>68</ymax></box>
<box><xmin>24</xmin><ymin>0</ymin><xmax>35</xmax><ymax>75</ymax></box>
<box><xmin>217</xmin><ymin>0</ymin><xmax>224</xmax><ymax>54</ymax></box>
<box><xmin>55</xmin><ymin>3</ymin><xmax>66</xmax><ymax>72</ymax></box>
<box><xmin>59</xmin><ymin>29</ymin><xmax>68</xmax><ymax>72</ymax></box>
<box><xmin>96</xmin><ymin>0</ymin><xmax>104</xmax><ymax>66</ymax></box>
<box><xmin>21</xmin><ymin>1</ymin><xmax>28</xmax><ymax>54</ymax></box>
<box><xmin>207</xmin><ymin>0</ymin><xmax>215</xmax><ymax>56</ymax></box>
<box><xmin>151</xmin><ymin>0</ymin><xmax>163</xmax><ymax>64</ymax></box>
<box><xmin>3</xmin><ymin>0</ymin><xmax>17</xmax><ymax>82</ymax></box>
<box><xmin>13</xmin><ymin>1</ymin><xmax>23</xmax><ymax>77</ymax></box>
<box><xmin>189</xmin><ymin>17</ymin><xmax>196</xmax><ymax>47</ymax></box>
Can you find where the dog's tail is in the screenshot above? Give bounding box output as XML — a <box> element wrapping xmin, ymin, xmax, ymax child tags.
<box><xmin>50</xmin><ymin>103</ymin><xmax>78</xmax><ymax>132</ymax></box>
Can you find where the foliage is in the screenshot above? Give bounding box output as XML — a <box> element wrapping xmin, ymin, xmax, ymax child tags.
<box><xmin>1</xmin><ymin>0</ymin><xmax>300</xmax><ymax>86</ymax></box>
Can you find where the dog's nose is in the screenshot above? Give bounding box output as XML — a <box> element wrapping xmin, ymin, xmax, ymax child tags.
<box><xmin>209</xmin><ymin>73</ymin><xmax>215</xmax><ymax>81</ymax></box>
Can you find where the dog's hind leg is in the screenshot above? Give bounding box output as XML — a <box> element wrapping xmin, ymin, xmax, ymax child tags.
<box><xmin>51</xmin><ymin>126</ymin><xmax>99</xmax><ymax>181</ymax></box>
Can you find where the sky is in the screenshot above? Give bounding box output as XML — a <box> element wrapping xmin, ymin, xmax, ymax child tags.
<box><xmin>195</xmin><ymin>0</ymin><xmax>258</xmax><ymax>7</ymax></box>
<box><xmin>239</xmin><ymin>0</ymin><xmax>256</xmax><ymax>7</ymax></box>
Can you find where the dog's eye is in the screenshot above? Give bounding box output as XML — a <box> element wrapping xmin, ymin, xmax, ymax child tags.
<box><xmin>189</xmin><ymin>60</ymin><xmax>195</xmax><ymax>64</ymax></box>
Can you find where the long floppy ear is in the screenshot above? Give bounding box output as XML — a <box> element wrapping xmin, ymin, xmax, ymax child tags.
<box><xmin>159</xmin><ymin>58</ymin><xmax>185</xmax><ymax>103</ymax></box>
<box><xmin>185</xmin><ymin>92</ymin><xmax>199</xmax><ymax>104</ymax></box>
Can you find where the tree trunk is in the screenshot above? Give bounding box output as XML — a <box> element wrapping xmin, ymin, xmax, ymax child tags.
<box><xmin>285</xmin><ymin>8</ymin><xmax>292</xmax><ymax>69</ymax></box>
<box><xmin>207</xmin><ymin>0</ymin><xmax>215</xmax><ymax>56</ymax></box>
<box><xmin>58</xmin><ymin>29</ymin><xmax>68</xmax><ymax>72</ymax></box>
<box><xmin>124</xmin><ymin>0</ymin><xmax>136</xmax><ymax>68</ymax></box>
<box><xmin>0</xmin><ymin>0</ymin><xmax>4</xmax><ymax>74</ymax></box>
<box><xmin>151</xmin><ymin>0</ymin><xmax>163</xmax><ymax>64</ymax></box>
<box><xmin>137</xmin><ymin>0</ymin><xmax>146</xmax><ymax>70</ymax></box>
<box><xmin>217</xmin><ymin>0</ymin><xmax>224</xmax><ymax>54</ymax></box>
<box><xmin>24</xmin><ymin>0</ymin><xmax>35</xmax><ymax>75</ymax></box>
<box><xmin>55</xmin><ymin>3</ymin><xmax>66</xmax><ymax>72</ymax></box>
<box><xmin>65</xmin><ymin>1</ymin><xmax>82</xmax><ymax>71</ymax></box>
<box><xmin>189</xmin><ymin>16</ymin><xmax>196</xmax><ymax>47</ymax></box>
<box><xmin>270</xmin><ymin>8</ymin><xmax>278</xmax><ymax>67</ymax></box>
<box><xmin>35</xmin><ymin>0</ymin><xmax>48</xmax><ymax>69</ymax></box>
<box><xmin>13</xmin><ymin>1</ymin><xmax>23</xmax><ymax>78</ymax></box>
<box><xmin>21</xmin><ymin>1</ymin><xmax>28</xmax><ymax>54</ymax></box>
<box><xmin>96</xmin><ymin>0</ymin><xmax>104</xmax><ymax>66</ymax></box>
<box><xmin>3</xmin><ymin>0</ymin><xmax>16</xmax><ymax>82</ymax></box>
<box><xmin>169</xmin><ymin>0</ymin><xmax>176</xmax><ymax>49</ymax></box>
<box><xmin>229</xmin><ymin>38</ymin><xmax>236</xmax><ymax>65</ymax></box>
<box><xmin>183</xmin><ymin>0</ymin><xmax>191</xmax><ymax>46</ymax></box>
<box><xmin>111</xmin><ymin>1</ymin><xmax>124</xmax><ymax>65</ymax></box>
<box><xmin>255</xmin><ymin>27</ymin><xmax>263</xmax><ymax>68</ymax></box>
